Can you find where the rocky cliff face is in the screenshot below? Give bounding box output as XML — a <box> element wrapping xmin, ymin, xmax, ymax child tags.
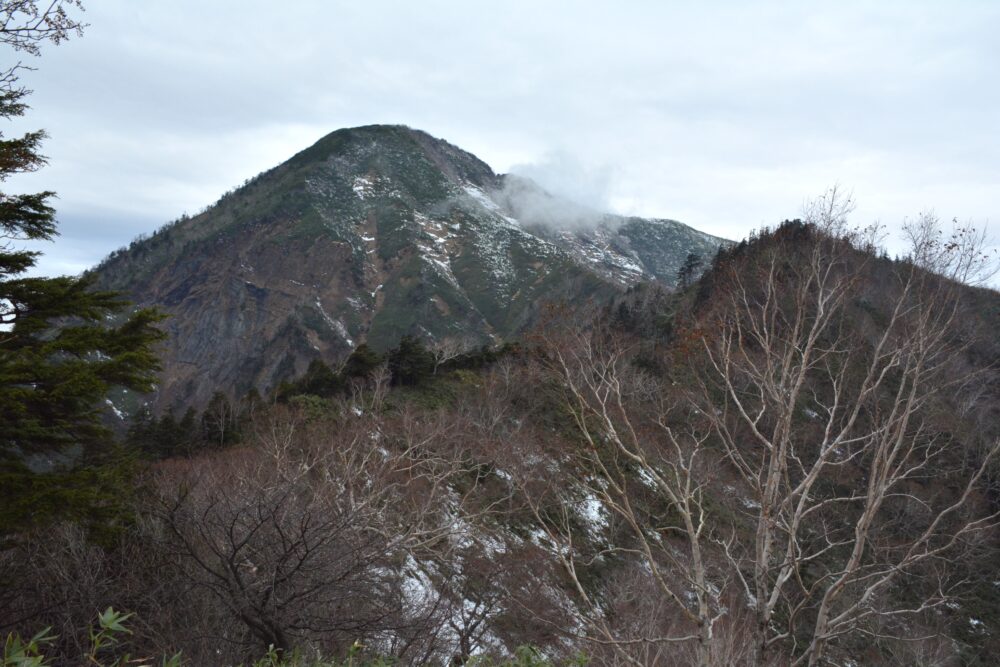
<box><xmin>91</xmin><ymin>125</ymin><xmax>725</xmax><ymax>413</ymax></box>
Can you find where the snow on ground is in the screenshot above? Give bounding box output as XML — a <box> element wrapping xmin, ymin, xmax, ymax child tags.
<box><xmin>352</xmin><ymin>175</ymin><xmax>375</xmax><ymax>199</ymax></box>
<box><xmin>314</xmin><ymin>298</ymin><xmax>354</xmax><ymax>346</ymax></box>
<box><xmin>557</xmin><ymin>228</ymin><xmax>647</xmax><ymax>286</ymax></box>
<box><xmin>413</xmin><ymin>212</ymin><xmax>466</xmax><ymax>288</ymax></box>
<box><xmin>969</xmin><ymin>617</ymin><xmax>988</xmax><ymax>633</ymax></box>
<box><xmin>464</xmin><ymin>217</ymin><xmax>517</xmax><ymax>295</ymax></box>
<box><xmin>461</xmin><ymin>184</ymin><xmax>523</xmax><ymax>230</ymax></box>
<box><xmin>462</xmin><ymin>184</ymin><xmax>501</xmax><ymax>213</ymax></box>
<box><xmin>400</xmin><ymin>554</ymin><xmax>437</xmax><ymax>609</ymax></box>
<box><xmin>416</xmin><ymin>239</ymin><xmax>461</xmax><ymax>288</ymax></box>
<box><xmin>578</xmin><ymin>493</ymin><xmax>609</xmax><ymax>534</ymax></box>
<box><xmin>350</xmin><ymin>173</ymin><xmax>403</xmax><ymax>202</ymax></box>
<box><xmin>104</xmin><ymin>399</ymin><xmax>125</xmax><ymax>420</ymax></box>
<box><xmin>637</xmin><ymin>466</ymin><xmax>660</xmax><ymax>490</ymax></box>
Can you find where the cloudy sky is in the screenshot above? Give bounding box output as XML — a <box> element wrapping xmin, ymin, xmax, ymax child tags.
<box><xmin>8</xmin><ymin>0</ymin><xmax>999</xmax><ymax>276</ymax></box>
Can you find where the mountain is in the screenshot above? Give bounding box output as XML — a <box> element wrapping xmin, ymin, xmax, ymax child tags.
<box><xmin>29</xmin><ymin>222</ymin><xmax>997</xmax><ymax>666</ymax></box>
<box><xmin>91</xmin><ymin>125</ymin><xmax>725</xmax><ymax>413</ymax></box>
<box><xmin>13</xmin><ymin>159</ymin><xmax>1000</xmax><ymax>664</ymax></box>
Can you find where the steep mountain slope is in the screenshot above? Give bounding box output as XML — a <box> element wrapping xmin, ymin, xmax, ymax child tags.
<box><xmin>91</xmin><ymin>125</ymin><xmax>724</xmax><ymax>413</ymax></box>
<box><xmin>494</xmin><ymin>174</ymin><xmax>723</xmax><ymax>285</ymax></box>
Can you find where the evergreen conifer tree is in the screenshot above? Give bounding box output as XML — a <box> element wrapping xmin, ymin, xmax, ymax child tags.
<box><xmin>343</xmin><ymin>343</ymin><xmax>382</xmax><ymax>378</ymax></box>
<box><xmin>388</xmin><ymin>335</ymin><xmax>434</xmax><ymax>386</ymax></box>
<box><xmin>0</xmin><ymin>1</ymin><xmax>165</xmax><ymax>540</ymax></box>
<box><xmin>675</xmin><ymin>251</ymin><xmax>703</xmax><ymax>289</ymax></box>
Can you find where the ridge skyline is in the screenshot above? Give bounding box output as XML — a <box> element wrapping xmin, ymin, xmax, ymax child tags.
<box><xmin>90</xmin><ymin>123</ymin><xmax>725</xmax><ymax>413</ymax></box>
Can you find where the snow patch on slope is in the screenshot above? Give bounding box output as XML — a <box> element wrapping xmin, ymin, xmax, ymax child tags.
<box><xmin>314</xmin><ymin>298</ymin><xmax>354</xmax><ymax>346</ymax></box>
<box><xmin>555</xmin><ymin>227</ymin><xmax>648</xmax><ymax>286</ymax></box>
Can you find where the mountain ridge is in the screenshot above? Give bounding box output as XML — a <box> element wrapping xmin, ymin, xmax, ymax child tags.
<box><xmin>91</xmin><ymin>124</ymin><xmax>726</xmax><ymax>413</ymax></box>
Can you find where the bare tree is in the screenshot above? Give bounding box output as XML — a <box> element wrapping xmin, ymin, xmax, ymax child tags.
<box><xmin>430</xmin><ymin>337</ymin><xmax>476</xmax><ymax>375</ymax></box>
<box><xmin>151</xmin><ymin>403</ymin><xmax>494</xmax><ymax>662</ymax></box>
<box><xmin>0</xmin><ymin>522</ymin><xmax>180</xmax><ymax>662</ymax></box>
<box><xmin>200</xmin><ymin>390</ymin><xmax>244</xmax><ymax>448</ymax></box>
<box><xmin>0</xmin><ymin>1</ymin><xmax>86</xmax><ymax>89</ymax></box>
<box><xmin>517</xmin><ymin>192</ymin><xmax>999</xmax><ymax>666</ymax></box>
<box><xmin>694</xmin><ymin>193</ymin><xmax>1000</xmax><ymax>665</ymax></box>
<box><xmin>348</xmin><ymin>361</ymin><xmax>392</xmax><ymax>413</ymax></box>
<box><xmin>522</xmin><ymin>325</ymin><xmax>733</xmax><ymax>667</ymax></box>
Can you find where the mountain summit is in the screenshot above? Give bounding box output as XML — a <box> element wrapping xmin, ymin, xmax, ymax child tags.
<box><xmin>92</xmin><ymin>125</ymin><xmax>724</xmax><ymax>412</ymax></box>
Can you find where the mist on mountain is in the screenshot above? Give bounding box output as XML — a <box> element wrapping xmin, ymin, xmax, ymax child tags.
<box><xmin>499</xmin><ymin>151</ymin><xmax>614</xmax><ymax>231</ymax></box>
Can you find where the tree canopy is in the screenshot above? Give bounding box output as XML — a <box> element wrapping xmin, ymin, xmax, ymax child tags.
<box><xmin>0</xmin><ymin>0</ymin><xmax>165</xmax><ymax>540</ymax></box>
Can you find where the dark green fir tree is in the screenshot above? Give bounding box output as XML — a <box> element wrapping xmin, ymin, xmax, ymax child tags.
<box><xmin>0</xmin><ymin>2</ymin><xmax>165</xmax><ymax>542</ymax></box>
<box><xmin>675</xmin><ymin>251</ymin><xmax>704</xmax><ymax>289</ymax></box>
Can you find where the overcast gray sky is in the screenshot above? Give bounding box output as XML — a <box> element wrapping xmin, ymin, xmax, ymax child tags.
<box><xmin>8</xmin><ymin>0</ymin><xmax>999</xmax><ymax>276</ymax></box>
